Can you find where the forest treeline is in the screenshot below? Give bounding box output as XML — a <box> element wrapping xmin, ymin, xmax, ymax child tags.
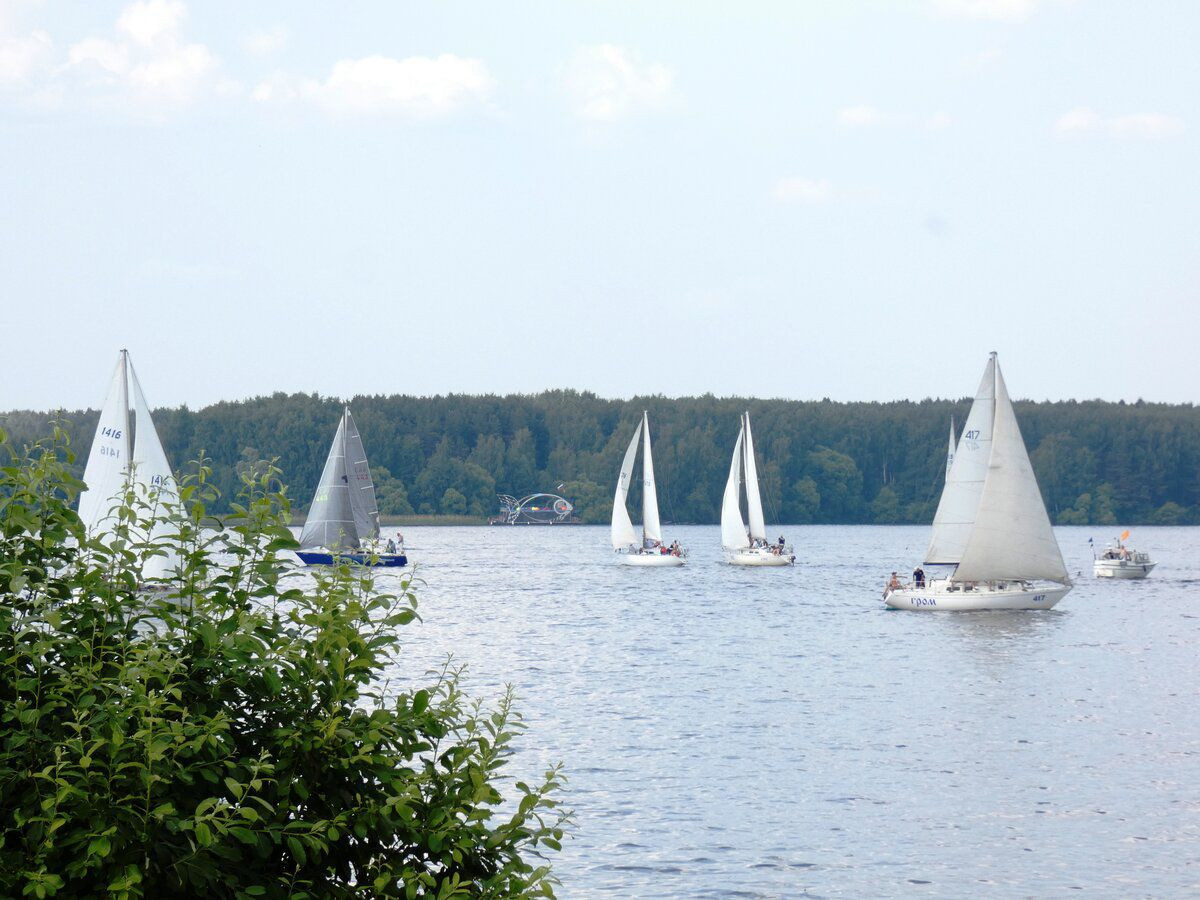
<box><xmin>3</xmin><ymin>390</ymin><xmax>1199</xmax><ymax>526</ymax></box>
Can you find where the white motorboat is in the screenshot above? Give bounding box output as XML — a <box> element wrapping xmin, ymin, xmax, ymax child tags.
<box><xmin>78</xmin><ymin>349</ymin><xmax>179</xmax><ymax>582</ymax></box>
<box><xmin>884</xmin><ymin>352</ymin><xmax>1072</xmax><ymax>611</ymax></box>
<box><xmin>1093</xmin><ymin>534</ymin><xmax>1155</xmax><ymax>579</ymax></box>
<box><xmin>611</xmin><ymin>411</ymin><xmax>685</xmax><ymax>566</ymax></box>
<box><xmin>721</xmin><ymin>412</ymin><xmax>793</xmax><ymax>566</ymax></box>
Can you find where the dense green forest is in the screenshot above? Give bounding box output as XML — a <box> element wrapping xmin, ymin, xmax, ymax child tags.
<box><xmin>3</xmin><ymin>390</ymin><xmax>1199</xmax><ymax>525</ymax></box>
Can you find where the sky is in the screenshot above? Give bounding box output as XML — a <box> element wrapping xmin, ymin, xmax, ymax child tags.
<box><xmin>1</xmin><ymin>0</ymin><xmax>1197</xmax><ymax>411</ymax></box>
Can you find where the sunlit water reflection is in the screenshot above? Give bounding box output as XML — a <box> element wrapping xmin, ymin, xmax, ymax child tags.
<box><xmin>304</xmin><ymin>525</ymin><xmax>1200</xmax><ymax>896</ymax></box>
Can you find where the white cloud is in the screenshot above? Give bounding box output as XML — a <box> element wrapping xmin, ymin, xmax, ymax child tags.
<box><xmin>561</xmin><ymin>44</ymin><xmax>672</xmax><ymax>121</ymax></box>
<box><xmin>773</xmin><ymin>177</ymin><xmax>834</xmax><ymax>205</ymax></box>
<box><xmin>0</xmin><ymin>29</ymin><xmax>51</xmax><ymax>87</ymax></box>
<box><xmin>244</xmin><ymin>26</ymin><xmax>287</xmax><ymax>57</ymax></box>
<box><xmin>64</xmin><ymin>0</ymin><xmax>225</xmax><ymax>110</ymax></box>
<box><xmin>837</xmin><ymin>105</ymin><xmax>952</xmax><ymax>132</ymax></box>
<box><xmin>117</xmin><ymin>0</ymin><xmax>185</xmax><ymax>47</ymax></box>
<box><xmin>837</xmin><ymin>104</ymin><xmax>889</xmax><ymax>128</ymax></box>
<box><xmin>933</xmin><ymin>0</ymin><xmax>1039</xmax><ymax>22</ymax></box>
<box><xmin>253</xmin><ymin>54</ymin><xmax>494</xmax><ymax>117</ymax></box>
<box><xmin>928</xmin><ymin>110</ymin><xmax>953</xmax><ymax>130</ymax></box>
<box><xmin>1055</xmin><ymin>106</ymin><xmax>1184</xmax><ymax>140</ymax></box>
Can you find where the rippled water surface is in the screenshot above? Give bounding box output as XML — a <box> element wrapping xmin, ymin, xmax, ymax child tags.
<box><xmin>362</xmin><ymin>525</ymin><xmax>1199</xmax><ymax>896</ymax></box>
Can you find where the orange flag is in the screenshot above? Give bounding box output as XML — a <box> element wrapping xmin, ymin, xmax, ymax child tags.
<box><xmin>1120</xmin><ymin>529</ymin><xmax>1131</xmax><ymax>541</ymax></box>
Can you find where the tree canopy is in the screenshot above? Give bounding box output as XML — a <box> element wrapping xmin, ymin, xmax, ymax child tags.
<box><xmin>4</xmin><ymin>390</ymin><xmax>1198</xmax><ymax>525</ymax></box>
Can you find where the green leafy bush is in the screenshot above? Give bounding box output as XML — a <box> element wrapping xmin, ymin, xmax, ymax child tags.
<box><xmin>0</xmin><ymin>426</ymin><xmax>567</xmax><ymax>898</ymax></box>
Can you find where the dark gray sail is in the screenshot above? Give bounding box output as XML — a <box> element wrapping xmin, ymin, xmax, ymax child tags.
<box><xmin>342</xmin><ymin>409</ymin><xmax>380</xmax><ymax>542</ymax></box>
<box><xmin>299</xmin><ymin>411</ymin><xmax>359</xmax><ymax>549</ymax></box>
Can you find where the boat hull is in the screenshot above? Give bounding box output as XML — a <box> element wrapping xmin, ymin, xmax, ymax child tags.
<box><xmin>727</xmin><ymin>548</ymin><xmax>794</xmax><ymax>567</ymax></box>
<box><xmin>296</xmin><ymin>551</ymin><xmax>408</xmax><ymax>567</ymax></box>
<box><xmin>1094</xmin><ymin>560</ymin><xmax>1155</xmax><ymax>579</ymax></box>
<box><xmin>620</xmin><ymin>552</ymin><xmax>685</xmax><ymax>567</ymax></box>
<box><xmin>884</xmin><ymin>582</ymin><xmax>1071</xmax><ymax>611</ymax></box>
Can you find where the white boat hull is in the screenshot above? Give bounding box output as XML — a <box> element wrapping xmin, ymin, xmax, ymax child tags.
<box><xmin>884</xmin><ymin>582</ymin><xmax>1071</xmax><ymax>611</ymax></box>
<box><xmin>727</xmin><ymin>548</ymin><xmax>794</xmax><ymax>567</ymax></box>
<box><xmin>620</xmin><ymin>552</ymin><xmax>685</xmax><ymax>567</ymax></box>
<box><xmin>1093</xmin><ymin>559</ymin><xmax>1155</xmax><ymax>579</ymax></box>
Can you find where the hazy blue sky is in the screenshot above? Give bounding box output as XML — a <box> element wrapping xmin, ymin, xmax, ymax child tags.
<box><xmin>2</xmin><ymin>0</ymin><xmax>1196</xmax><ymax>410</ymax></box>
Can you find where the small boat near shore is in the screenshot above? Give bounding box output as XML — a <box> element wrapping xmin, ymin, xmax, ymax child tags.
<box><xmin>1093</xmin><ymin>532</ymin><xmax>1155</xmax><ymax>579</ymax></box>
<box><xmin>884</xmin><ymin>352</ymin><xmax>1072</xmax><ymax>611</ymax></box>
<box><xmin>611</xmin><ymin>411</ymin><xmax>685</xmax><ymax>566</ymax></box>
<box><xmin>297</xmin><ymin>407</ymin><xmax>407</xmax><ymax>567</ymax></box>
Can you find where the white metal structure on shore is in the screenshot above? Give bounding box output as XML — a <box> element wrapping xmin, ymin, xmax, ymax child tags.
<box><xmin>720</xmin><ymin>412</ymin><xmax>794</xmax><ymax>566</ymax></box>
<box><xmin>611</xmin><ymin>411</ymin><xmax>685</xmax><ymax>566</ymax></box>
<box><xmin>884</xmin><ymin>352</ymin><xmax>1072</xmax><ymax>611</ymax></box>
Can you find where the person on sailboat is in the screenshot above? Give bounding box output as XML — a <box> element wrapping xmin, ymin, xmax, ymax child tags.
<box><xmin>386</xmin><ymin>537</ymin><xmax>397</xmax><ymax>554</ymax></box>
<box><xmin>913</xmin><ymin>565</ymin><xmax>925</xmax><ymax>588</ymax></box>
<box><xmin>885</xmin><ymin>572</ymin><xmax>903</xmax><ymax>595</ymax></box>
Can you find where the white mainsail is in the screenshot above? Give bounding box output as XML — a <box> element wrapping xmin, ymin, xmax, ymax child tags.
<box><xmin>743</xmin><ymin>412</ymin><xmax>768</xmax><ymax>544</ymax></box>
<box><xmin>300</xmin><ymin>410</ymin><xmax>360</xmax><ymax>550</ymax></box>
<box><xmin>945</xmin><ymin>417</ymin><xmax>956</xmax><ymax>484</ymax></box>
<box><xmin>952</xmin><ymin>360</ymin><xmax>1069</xmax><ymax>584</ymax></box>
<box><xmin>720</xmin><ymin>423</ymin><xmax>749</xmax><ymax>550</ymax></box>
<box><xmin>924</xmin><ymin>355</ymin><xmax>996</xmax><ymax>565</ymax></box>
<box><xmin>611</xmin><ymin>419</ymin><xmax>642</xmax><ymax>550</ymax></box>
<box><xmin>640</xmin><ymin>411</ymin><xmax>663</xmax><ymax>546</ymax></box>
<box><xmin>78</xmin><ymin>354</ymin><xmax>132</xmax><ymax>533</ymax></box>
<box><xmin>129</xmin><ymin>361</ymin><xmax>178</xmax><ymax>579</ymax></box>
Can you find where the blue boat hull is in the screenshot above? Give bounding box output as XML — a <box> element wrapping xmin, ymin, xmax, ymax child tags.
<box><xmin>296</xmin><ymin>551</ymin><xmax>408</xmax><ymax>567</ymax></box>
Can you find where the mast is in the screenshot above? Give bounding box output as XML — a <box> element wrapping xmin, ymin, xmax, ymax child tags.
<box><xmin>119</xmin><ymin>349</ymin><xmax>132</xmax><ymax>483</ymax></box>
<box><xmin>641</xmin><ymin>410</ymin><xmax>663</xmax><ymax>546</ymax></box>
<box><xmin>743</xmin><ymin>411</ymin><xmax>767</xmax><ymax>543</ymax></box>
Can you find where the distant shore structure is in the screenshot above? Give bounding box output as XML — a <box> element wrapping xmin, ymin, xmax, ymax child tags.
<box><xmin>491</xmin><ymin>493</ymin><xmax>577</xmax><ymax>525</ymax></box>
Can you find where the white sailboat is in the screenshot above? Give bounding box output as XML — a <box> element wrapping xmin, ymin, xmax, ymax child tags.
<box><xmin>721</xmin><ymin>412</ymin><xmax>794</xmax><ymax>566</ymax></box>
<box><xmin>885</xmin><ymin>352</ymin><xmax>1072</xmax><ymax>611</ymax></box>
<box><xmin>611</xmin><ymin>411</ymin><xmax>685</xmax><ymax>566</ymax></box>
<box><xmin>78</xmin><ymin>350</ymin><xmax>179</xmax><ymax>581</ymax></box>
<box><xmin>296</xmin><ymin>407</ymin><xmax>406</xmax><ymax>567</ymax></box>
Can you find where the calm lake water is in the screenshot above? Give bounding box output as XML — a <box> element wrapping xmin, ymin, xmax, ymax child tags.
<box><xmin>357</xmin><ymin>525</ymin><xmax>1199</xmax><ymax>897</ymax></box>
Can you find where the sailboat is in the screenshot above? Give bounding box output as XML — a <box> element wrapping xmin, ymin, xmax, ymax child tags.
<box><xmin>78</xmin><ymin>349</ymin><xmax>178</xmax><ymax>581</ymax></box>
<box><xmin>296</xmin><ymin>407</ymin><xmax>406</xmax><ymax>567</ymax></box>
<box><xmin>884</xmin><ymin>352</ymin><xmax>1072</xmax><ymax>611</ymax></box>
<box><xmin>611</xmin><ymin>411</ymin><xmax>685</xmax><ymax>566</ymax></box>
<box><xmin>721</xmin><ymin>412</ymin><xmax>794</xmax><ymax>566</ymax></box>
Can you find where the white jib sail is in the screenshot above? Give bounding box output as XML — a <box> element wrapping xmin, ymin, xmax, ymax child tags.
<box><xmin>743</xmin><ymin>412</ymin><xmax>768</xmax><ymax>544</ymax></box>
<box><xmin>952</xmin><ymin>358</ymin><xmax>1069</xmax><ymax>584</ymax></box>
<box><xmin>129</xmin><ymin>360</ymin><xmax>178</xmax><ymax>580</ymax></box>
<box><xmin>641</xmin><ymin>411</ymin><xmax>663</xmax><ymax>546</ymax></box>
<box><xmin>924</xmin><ymin>354</ymin><xmax>996</xmax><ymax>565</ymax></box>
<box><xmin>78</xmin><ymin>353</ymin><xmax>131</xmax><ymax>534</ymax></box>
<box><xmin>721</xmin><ymin>423</ymin><xmax>749</xmax><ymax>550</ymax></box>
<box><xmin>945</xmin><ymin>417</ymin><xmax>956</xmax><ymax>484</ymax></box>
<box><xmin>611</xmin><ymin>418</ymin><xmax>642</xmax><ymax>550</ymax></box>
